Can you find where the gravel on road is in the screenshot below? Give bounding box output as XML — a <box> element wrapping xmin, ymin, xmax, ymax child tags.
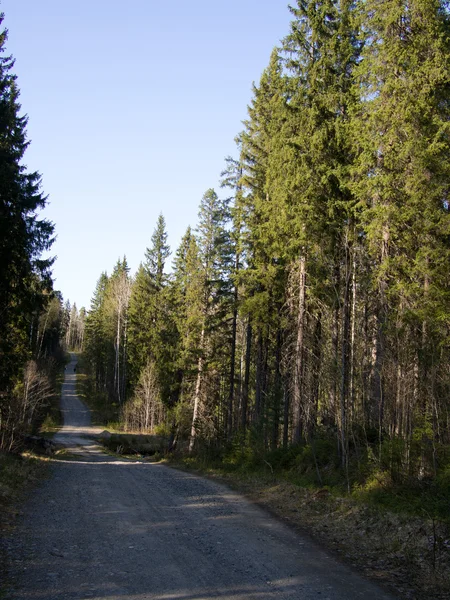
<box><xmin>2</xmin><ymin>355</ymin><xmax>397</xmax><ymax>600</ymax></box>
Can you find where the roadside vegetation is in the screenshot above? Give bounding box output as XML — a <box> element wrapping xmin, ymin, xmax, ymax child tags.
<box><xmin>0</xmin><ymin>353</ymin><xmax>67</xmax><ymax>535</ymax></box>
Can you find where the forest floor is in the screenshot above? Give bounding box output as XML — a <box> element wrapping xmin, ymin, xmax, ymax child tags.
<box><xmin>167</xmin><ymin>460</ymin><xmax>450</xmax><ymax>600</ymax></box>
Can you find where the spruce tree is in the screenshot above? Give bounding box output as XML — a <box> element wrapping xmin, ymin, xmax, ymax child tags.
<box><xmin>277</xmin><ymin>0</ymin><xmax>362</xmax><ymax>454</ymax></box>
<box><xmin>351</xmin><ymin>0</ymin><xmax>450</xmax><ymax>454</ymax></box>
<box><xmin>238</xmin><ymin>49</ymin><xmax>289</xmax><ymax>439</ymax></box>
<box><xmin>0</xmin><ymin>17</ymin><xmax>55</xmax><ymax>394</ymax></box>
<box><xmin>128</xmin><ymin>215</ymin><xmax>172</xmax><ymax>401</ymax></box>
<box><xmin>144</xmin><ymin>213</ymin><xmax>170</xmax><ymax>290</ymax></box>
<box><xmin>84</xmin><ymin>273</ymin><xmax>110</xmax><ymax>394</ymax></box>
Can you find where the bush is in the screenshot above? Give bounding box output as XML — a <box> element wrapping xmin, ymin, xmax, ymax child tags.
<box><xmin>221</xmin><ymin>429</ymin><xmax>266</xmax><ymax>471</ymax></box>
<box><xmin>101</xmin><ymin>433</ymin><xmax>168</xmax><ymax>456</ymax></box>
<box><xmin>0</xmin><ymin>360</ymin><xmax>58</xmax><ymax>452</ymax></box>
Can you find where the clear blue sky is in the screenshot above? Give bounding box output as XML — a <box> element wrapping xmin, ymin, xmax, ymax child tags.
<box><xmin>2</xmin><ymin>1</ymin><xmax>292</xmax><ymax>310</ymax></box>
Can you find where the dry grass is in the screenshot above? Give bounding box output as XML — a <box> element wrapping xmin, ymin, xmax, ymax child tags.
<box><xmin>0</xmin><ymin>452</ymin><xmax>49</xmax><ymax>532</ymax></box>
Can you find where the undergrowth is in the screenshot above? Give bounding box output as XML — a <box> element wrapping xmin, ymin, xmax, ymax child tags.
<box><xmin>38</xmin><ymin>354</ymin><xmax>68</xmax><ymax>435</ymax></box>
<box><xmin>174</xmin><ymin>429</ymin><xmax>450</xmax><ymax>524</ymax></box>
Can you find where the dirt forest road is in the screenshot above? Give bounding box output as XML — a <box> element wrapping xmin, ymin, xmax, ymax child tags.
<box><xmin>2</xmin><ymin>355</ymin><xmax>397</xmax><ymax>600</ymax></box>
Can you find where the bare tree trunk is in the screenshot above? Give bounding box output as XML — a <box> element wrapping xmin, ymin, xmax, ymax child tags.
<box><xmin>311</xmin><ymin>312</ymin><xmax>322</xmax><ymax>434</ymax></box>
<box><xmin>115</xmin><ymin>302</ymin><xmax>121</xmax><ymax>403</ymax></box>
<box><xmin>283</xmin><ymin>386</ymin><xmax>290</xmax><ymax>449</ymax></box>
<box><xmin>150</xmin><ymin>396</ymin><xmax>155</xmax><ymax>432</ymax></box>
<box><xmin>339</xmin><ymin>240</ymin><xmax>352</xmax><ymax>478</ymax></box>
<box><xmin>372</xmin><ymin>224</ymin><xmax>389</xmax><ymax>440</ymax></box>
<box><xmin>330</xmin><ymin>261</ymin><xmax>340</xmax><ymax>428</ymax></box>
<box><xmin>255</xmin><ymin>328</ymin><xmax>265</xmax><ymax>425</ymax></box>
<box><xmin>272</xmin><ymin>328</ymin><xmax>283</xmax><ymax>449</ymax></box>
<box><xmin>121</xmin><ymin>309</ymin><xmax>128</xmax><ymax>403</ymax></box>
<box><xmin>37</xmin><ymin>307</ymin><xmax>50</xmax><ymax>359</ymax></box>
<box><xmin>227</xmin><ymin>293</ymin><xmax>238</xmax><ymax>438</ymax></box>
<box><xmin>292</xmin><ymin>254</ymin><xmax>306</xmax><ymax>444</ymax></box>
<box><xmin>241</xmin><ymin>319</ymin><xmax>252</xmax><ymax>431</ymax></box>
<box><xmin>349</xmin><ymin>250</ymin><xmax>357</xmax><ymax>425</ymax></box>
<box><xmin>395</xmin><ymin>361</ymin><xmax>403</xmax><ymax>437</ymax></box>
<box><xmin>189</xmin><ymin>326</ymin><xmax>205</xmax><ymax>453</ymax></box>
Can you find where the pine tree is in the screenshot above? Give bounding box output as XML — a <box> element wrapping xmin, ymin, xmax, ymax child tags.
<box><xmin>185</xmin><ymin>190</ymin><xmax>226</xmax><ymax>449</ymax></box>
<box><xmin>127</xmin><ymin>264</ymin><xmax>153</xmax><ymax>387</ymax></box>
<box><xmin>107</xmin><ymin>258</ymin><xmax>131</xmax><ymax>404</ymax></box>
<box><xmin>221</xmin><ymin>155</ymin><xmax>246</xmax><ymax>436</ymax></box>
<box><xmin>0</xmin><ymin>16</ymin><xmax>55</xmax><ymax>395</ymax></box>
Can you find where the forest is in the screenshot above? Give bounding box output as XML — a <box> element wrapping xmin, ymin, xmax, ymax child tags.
<box><xmin>1</xmin><ymin>0</ymin><xmax>450</xmax><ymax>499</ymax></box>
<box><xmin>78</xmin><ymin>0</ymin><xmax>450</xmax><ymax>497</ymax></box>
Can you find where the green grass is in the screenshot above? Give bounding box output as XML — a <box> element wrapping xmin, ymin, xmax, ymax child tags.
<box><xmin>353</xmin><ymin>474</ymin><xmax>450</xmax><ymax>523</ymax></box>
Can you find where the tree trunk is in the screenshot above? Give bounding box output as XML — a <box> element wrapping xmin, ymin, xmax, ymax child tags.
<box><xmin>241</xmin><ymin>319</ymin><xmax>252</xmax><ymax>431</ymax></box>
<box><xmin>330</xmin><ymin>260</ymin><xmax>340</xmax><ymax>429</ymax></box>
<box><xmin>189</xmin><ymin>326</ymin><xmax>205</xmax><ymax>453</ymax></box>
<box><xmin>255</xmin><ymin>327</ymin><xmax>264</xmax><ymax>424</ymax></box>
<box><xmin>283</xmin><ymin>385</ymin><xmax>290</xmax><ymax>449</ymax></box>
<box><xmin>227</xmin><ymin>295</ymin><xmax>238</xmax><ymax>438</ymax></box>
<box><xmin>121</xmin><ymin>309</ymin><xmax>128</xmax><ymax>403</ymax></box>
<box><xmin>37</xmin><ymin>308</ymin><xmax>50</xmax><ymax>359</ymax></box>
<box><xmin>372</xmin><ymin>224</ymin><xmax>389</xmax><ymax>438</ymax></box>
<box><xmin>339</xmin><ymin>241</ymin><xmax>352</xmax><ymax>473</ymax></box>
<box><xmin>311</xmin><ymin>312</ymin><xmax>322</xmax><ymax>434</ymax></box>
<box><xmin>272</xmin><ymin>328</ymin><xmax>283</xmax><ymax>449</ymax></box>
<box><xmin>349</xmin><ymin>251</ymin><xmax>357</xmax><ymax>426</ymax></box>
<box><xmin>115</xmin><ymin>303</ymin><xmax>121</xmax><ymax>403</ymax></box>
<box><xmin>292</xmin><ymin>255</ymin><xmax>306</xmax><ymax>444</ymax></box>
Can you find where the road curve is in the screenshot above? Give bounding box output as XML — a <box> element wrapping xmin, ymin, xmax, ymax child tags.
<box><xmin>2</xmin><ymin>355</ymin><xmax>397</xmax><ymax>600</ymax></box>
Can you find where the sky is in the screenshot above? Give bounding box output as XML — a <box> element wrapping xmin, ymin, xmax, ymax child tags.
<box><xmin>2</xmin><ymin>1</ymin><xmax>293</xmax><ymax>310</ymax></box>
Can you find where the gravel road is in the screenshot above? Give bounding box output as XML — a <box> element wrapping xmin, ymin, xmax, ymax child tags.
<box><xmin>2</xmin><ymin>355</ymin><xmax>397</xmax><ymax>600</ymax></box>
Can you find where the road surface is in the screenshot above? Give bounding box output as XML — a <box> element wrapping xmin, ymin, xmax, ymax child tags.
<box><xmin>2</xmin><ymin>354</ymin><xmax>396</xmax><ymax>599</ymax></box>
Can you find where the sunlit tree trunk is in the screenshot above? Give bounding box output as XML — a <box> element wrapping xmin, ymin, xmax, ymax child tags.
<box><xmin>292</xmin><ymin>254</ymin><xmax>306</xmax><ymax>444</ymax></box>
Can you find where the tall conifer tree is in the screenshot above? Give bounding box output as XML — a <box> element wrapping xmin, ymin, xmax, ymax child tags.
<box><xmin>0</xmin><ymin>16</ymin><xmax>55</xmax><ymax>396</ymax></box>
